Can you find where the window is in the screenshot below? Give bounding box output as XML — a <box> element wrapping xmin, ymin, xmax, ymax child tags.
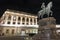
<box><xmin>8</xmin><ymin>15</ymin><xmax>11</xmax><ymax>20</ymax></box>
<box><xmin>12</xmin><ymin>29</ymin><xmax>14</xmax><ymax>34</ymax></box>
<box><xmin>18</xmin><ymin>22</ymin><xmax>20</xmax><ymax>24</ymax></box>
<box><xmin>26</xmin><ymin>37</ymin><xmax>29</xmax><ymax>40</ymax></box>
<box><xmin>13</xmin><ymin>22</ymin><xmax>15</xmax><ymax>24</ymax></box>
<box><xmin>30</xmin><ymin>18</ymin><xmax>32</xmax><ymax>22</ymax></box>
<box><xmin>13</xmin><ymin>16</ymin><xmax>16</xmax><ymax>21</ymax></box>
<box><xmin>18</xmin><ymin>17</ymin><xmax>21</xmax><ymax>21</ymax></box>
<box><xmin>33</xmin><ymin>29</ymin><xmax>37</xmax><ymax>33</ymax></box>
<box><xmin>26</xmin><ymin>30</ymin><xmax>29</xmax><ymax>33</ymax></box>
<box><xmin>22</xmin><ymin>17</ymin><xmax>25</xmax><ymax>21</ymax></box>
<box><xmin>30</xmin><ymin>29</ymin><xmax>33</xmax><ymax>33</ymax></box>
<box><xmin>27</xmin><ymin>18</ymin><xmax>29</xmax><ymax>22</ymax></box>
<box><xmin>27</xmin><ymin>23</ymin><xmax>29</xmax><ymax>25</ymax></box>
<box><xmin>7</xmin><ymin>21</ymin><xmax>10</xmax><ymax>24</ymax></box>
<box><xmin>6</xmin><ymin>29</ymin><xmax>9</xmax><ymax>34</ymax></box>
<box><xmin>30</xmin><ymin>18</ymin><xmax>32</xmax><ymax>25</ymax></box>
<box><xmin>22</xmin><ymin>23</ymin><xmax>24</xmax><ymax>25</ymax></box>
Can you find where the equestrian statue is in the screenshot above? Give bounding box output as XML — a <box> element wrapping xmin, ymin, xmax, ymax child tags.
<box><xmin>38</xmin><ymin>2</ymin><xmax>53</xmax><ymax>19</ymax></box>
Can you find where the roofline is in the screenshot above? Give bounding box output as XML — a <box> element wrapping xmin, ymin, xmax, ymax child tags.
<box><xmin>6</xmin><ymin>9</ymin><xmax>37</xmax><ymax>16</ymax></box>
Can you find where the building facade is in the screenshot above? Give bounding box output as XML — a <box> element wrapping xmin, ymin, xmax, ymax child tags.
<box><xmin>56</xmin><ymin>25</ymin><xmax>60</xmax><ymax>35</ymax></box>
<box><xmin>0</xmin><ymin>9</ymin><xmax>38</xmax><ymax>36</ymax></box>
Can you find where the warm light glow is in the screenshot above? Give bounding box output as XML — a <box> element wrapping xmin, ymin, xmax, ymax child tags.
<box><xmin>0</xmin><ymin>9</ymin><xmax>39</xmax><ymax>36</ymax></box>
<box><xmin>56</xmin><ymin>25</ymin><xmax>60</xmax><ymax>28</ymax></box>
<box><xmin>0</xmin><ymin>24</ymin><xmax>38</xmax><ymax>28</ymax></box>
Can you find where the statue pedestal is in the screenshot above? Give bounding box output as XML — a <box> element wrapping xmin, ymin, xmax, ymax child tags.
<box><xmin>38</xmin><ymin>17</ymin><xmax>56</xmax><ymax>33</ymax></box>
<box><xmin>33</xmin><ymin>17</ymin><xmax>56</xmax><ymax>40</ymax></box>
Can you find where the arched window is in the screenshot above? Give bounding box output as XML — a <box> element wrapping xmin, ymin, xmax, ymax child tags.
<box><xmin>6</xmin><ymin>29</ymin><xmax>9</xmax><ymax>34</ymax></box>
<box><xmin>13</xmin><ymin>16</ymin><xmax>16</xmax><ymax>21</ymax></box>
<box><xmin>22</xmin><ymin>17</ymin><xmax>25</xmax><ymax>21</ymax></box>
<box><xmin>8</xmin><ymin>15</ymin><xmax>11</xmax><ymax>20</ymax></box>
<box><xmin>18</xmin><ymin>22</ymin><xmax>20</xmax><ymax>24</ymax></box>
<box><xmin>27</xmin><ymin>18</ymin><xmax>29</xmax><ymax>22</ymax></box>
<box><xmin>18</xmin><ymin>17</ymin><xmax>21</xmax><ymax>21</ymax></box>
<box><xmin>30</xmin><ymin>18</ymin><xmax>32</xmax><ymax>25</ymax></box>
<box><xmin>27</xmin><ymin>23</ymin><xmax>29</xmax><ymax>25</ymax></box>
<box><xmin>13</xmin><ymin>22</ymin><xmax>15</xmax><ymax>24</ymax></box>
<box><xmin>7</xmin><ymin>21</ymin><xmax>10</xmax><ymax>24</ymax></box>
<box><xmin>30</xmin><ymin>18</ymin><xmax>32</xmax><ymax>22</ymax></box>
<box><xmin>12</xmin><ymin>29</ymin><xmax>14</xmax><ymax>34</ymax></box>
<box><xmin>22</xmin><ymin>23</ymin><xmax>25</xmax><ymax>25</ymax></box>
<box><xmin>30</xmin><ymin>29</ymin><xmax>33</xmax><ymax>33</ymax></box>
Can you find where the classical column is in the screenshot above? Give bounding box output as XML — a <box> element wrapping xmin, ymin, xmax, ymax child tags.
<box><xmin>29</xmin><ymin>18</ymin><xmax>30</xmax><ymax>25</ymax></box>
<box><xmin>11</xmin><ymin>15</ymin><xmax>13</xmax><ymax>24</ymax></box>
<box><xmin>36</xmin><ymin>18</ymin><xmax>37</xmax><ymax>25</ymax></box>
<box><xmin>25</xmin><ymin>17</ymin><xmax>27</xmax><ymax>25</ymax></box>
<box><xmin>5</xmin><ymin>15</ymin><xmax>8</xmax><ymax>24</ymax></box>
<box><xmin>21</xmin><ymin>17</ymin><xmax>23</xmax><ymax>25</ymax></box>
<box><xmin>32</xmin><ymin>18</ymin><xmax>34</xmax><ymax>25</ymax></box>
<box><xmin>16</xmin><ymin>16</ymin><xmax>18</xmax><ymax>25</ymax></box>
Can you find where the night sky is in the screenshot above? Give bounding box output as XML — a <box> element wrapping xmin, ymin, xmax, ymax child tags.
<box><xmin>0</xmin><ymin>0</ymin><xmax>60</xmax><ymax>24</ymax></box>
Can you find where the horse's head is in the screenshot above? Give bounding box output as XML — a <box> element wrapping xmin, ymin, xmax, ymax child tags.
<box><xmin>47</xmin><ymin>2</ymin><xmax>52</xmax><ymax>9</ymax></box>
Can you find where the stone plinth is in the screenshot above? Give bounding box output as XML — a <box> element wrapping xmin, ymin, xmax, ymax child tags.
<box><xmin>33</xmin><ymin>17</ymin><xmax>57</xmax><ymax>40</ymax></box>
<box><xmin>38</xmin><ymin>17</ymin><xmax>56</xmax><ymax>33</ymax></box>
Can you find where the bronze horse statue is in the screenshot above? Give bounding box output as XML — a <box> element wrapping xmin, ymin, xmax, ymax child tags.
<box><xmin>38</xmin><ymin>2</ymin><xmax>53</xmax><ymax>19</ymax></box>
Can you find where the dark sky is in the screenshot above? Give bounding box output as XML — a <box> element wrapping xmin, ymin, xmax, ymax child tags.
<box><xmin>0</xmin><ymin>0</ymin><xmax>60</xmax><ymax>24</ymax></box>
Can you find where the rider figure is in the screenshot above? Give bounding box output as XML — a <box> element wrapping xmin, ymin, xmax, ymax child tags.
<box><xmin>41</xmin><ymin>3</ymin><xmax>45</xmax><ymax>10</ymax></box>
<box><xmin>41</xmin><ymin>2</ymin><xmax>46</xmax><ymax>16</ymax></box>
